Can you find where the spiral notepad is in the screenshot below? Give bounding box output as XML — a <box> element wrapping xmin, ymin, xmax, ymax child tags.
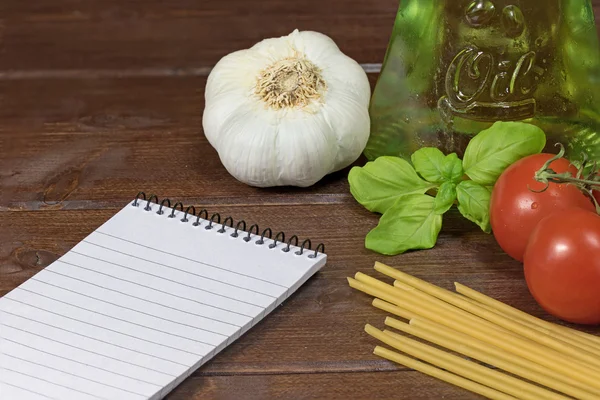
<box><xmin>0</xmin><ymin>193</ymin><xmax>327</xmax><ymax>400</ymax></box>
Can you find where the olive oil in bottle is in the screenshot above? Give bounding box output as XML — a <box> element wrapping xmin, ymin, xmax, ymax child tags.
<box><xmin>367</xmin><ymin>0</ymin><xmax>600</xmax><ymax>161</ymax></box>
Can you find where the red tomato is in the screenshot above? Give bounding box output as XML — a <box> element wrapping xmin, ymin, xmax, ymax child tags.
<box><xmin>524</xmin><ymin>208</ymin><xmax>600</xmax><ymax>325</ymax></box>
<box><xmin>490</xmin><ymin>154</ymin><xmax>595</xmax><ymax>261</ymax></box>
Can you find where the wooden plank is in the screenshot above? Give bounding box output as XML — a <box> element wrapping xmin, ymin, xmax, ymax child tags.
<box><xmin>2</xmin><ymin>1</ymin><xmax>600</xmax><ymax>73</ymax></box>
<box><xmin>166</xmin><ymin>371</ymin><xmax>483</xmax><ymax>399</ymax></box>
<box><xmin>0</xmin><ymin>75</ymin><xmax>380</xmax><ymax>210</ymax></box>
<box><xmin>0</xmin><ymin>76</ymin><xmax>204</xmax><ymax>137</ymax></box>
<box><xmin>0</xmin><ymin>0</ymin><xmax>398</xmax><ymax>71</ymax></box>
<box><xmin>0</xmin><ymin>75</ymin><xmax>378</xmax><ymax>135</ymax></box>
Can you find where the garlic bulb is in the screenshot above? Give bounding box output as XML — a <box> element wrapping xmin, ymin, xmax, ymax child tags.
<box><xmin>203</xmin><ymin>29</ymin><xmax>371</xmax><ymax>188</ymax></box>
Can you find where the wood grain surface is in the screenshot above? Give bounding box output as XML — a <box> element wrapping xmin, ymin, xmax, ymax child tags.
<box><xmin>2</xmin><ymin>1</ymin><xmax>600</xmax><ymax>399</ymax></box>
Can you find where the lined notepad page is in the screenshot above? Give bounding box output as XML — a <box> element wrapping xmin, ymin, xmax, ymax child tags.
<box><xmin>0</xmin><ymin>200</ymin><xmax>327</xmax><ymax>400</ymax></box>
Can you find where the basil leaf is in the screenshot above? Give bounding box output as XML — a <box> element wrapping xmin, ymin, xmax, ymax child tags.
<box><xmin>462</xmin><ymin>121</ymin><xmax>546</xmax><ymax>186</ymax></box>
<box><xmin>411</xmin><ymin>148</ymin><xmax>464</xmax><ymax>183</ymax></box>
<box><xmin>411</xmin><ymin>148</ymin><xmax>446</xmax><ymax>182</ymax></box>
<box><xmin>349</xmin><ymin>157</ymin><xmax>436</xmax><ymax>214</ymax></box>
<box><xmin>365</xmin><ymin>194</ymin><xmax>442</xmax><ymax>255</ymax></box>
<box><xmin>456</xmin><ymin>181</ymin><xmax>492</xmax><ymax>233</ymax></box>
<box><xmin>443</xmin><ymin>153</ymin><xmax>464</xmax><ymax>183</ymax></box>
<box><xmin>434</xmin><ymin>182</ymin><xmax>457</xmax><ymax>214</ymax></box>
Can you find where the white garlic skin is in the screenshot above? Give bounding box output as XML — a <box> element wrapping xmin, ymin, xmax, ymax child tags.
<box><xmin>203</xmin><ymin>29</ymin><xmax>371</xmax><ymax>188</ymax></box>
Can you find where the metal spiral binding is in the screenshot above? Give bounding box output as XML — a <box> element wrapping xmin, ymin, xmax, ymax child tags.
<box><xmin>132</xmin><ymin>192</ymin><xmax>325</xmax><ymax>258</ymax></box>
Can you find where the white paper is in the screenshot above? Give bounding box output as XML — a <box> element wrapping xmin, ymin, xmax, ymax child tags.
<box><xmin>0</xmin><ymin>199</ymin><xmax>326</xmax><ymax>399</ymax></box>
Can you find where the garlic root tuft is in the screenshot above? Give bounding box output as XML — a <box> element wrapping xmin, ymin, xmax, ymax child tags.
<box><xmin>255</xmin><ymin>55</ymin><xmax>327</xmax><ymax>110</ymax></box>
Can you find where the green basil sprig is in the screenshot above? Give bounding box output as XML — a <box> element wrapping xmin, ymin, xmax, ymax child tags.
<box><xmin>348</xmin><ymin>121</ymin><xmax>546</xmax><ymax>255</ymax></box>
<box><xmin>349</xmin><ymin>157</ymin><xmax>436</xmax><ymax>214</ymax></box>
<box><xmin>462</xmin><ymin>122</ymin><xmax>548</xmax><ymax>185</ymax></box>
<box><xmin>365</xmin><ymin>195</ymin><xmax>442</xmax><ymax>255</ymax></box>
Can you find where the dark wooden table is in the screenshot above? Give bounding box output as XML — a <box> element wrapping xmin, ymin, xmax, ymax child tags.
<box><xmin>2</xmin><ymin>1</ymin><xmax>600</xmax><ymax>399</ymax></box>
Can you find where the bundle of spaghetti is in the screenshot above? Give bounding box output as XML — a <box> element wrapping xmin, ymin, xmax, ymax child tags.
<box><xmin>348</xmin><ymin>262</ymin><xmax>600</xmax><ymax>400</ymax></box>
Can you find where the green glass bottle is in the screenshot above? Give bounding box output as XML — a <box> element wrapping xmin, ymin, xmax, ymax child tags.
<box><xmin>367</xmin><ymin>0</ymin><xmax>600</xmax><ymax>162</ymax></box>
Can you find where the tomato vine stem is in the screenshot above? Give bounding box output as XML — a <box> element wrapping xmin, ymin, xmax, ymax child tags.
<box><xmin>533</xmin><ymin>143</ymin><xmax>600</xmax><ymax>213</ymax></box>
